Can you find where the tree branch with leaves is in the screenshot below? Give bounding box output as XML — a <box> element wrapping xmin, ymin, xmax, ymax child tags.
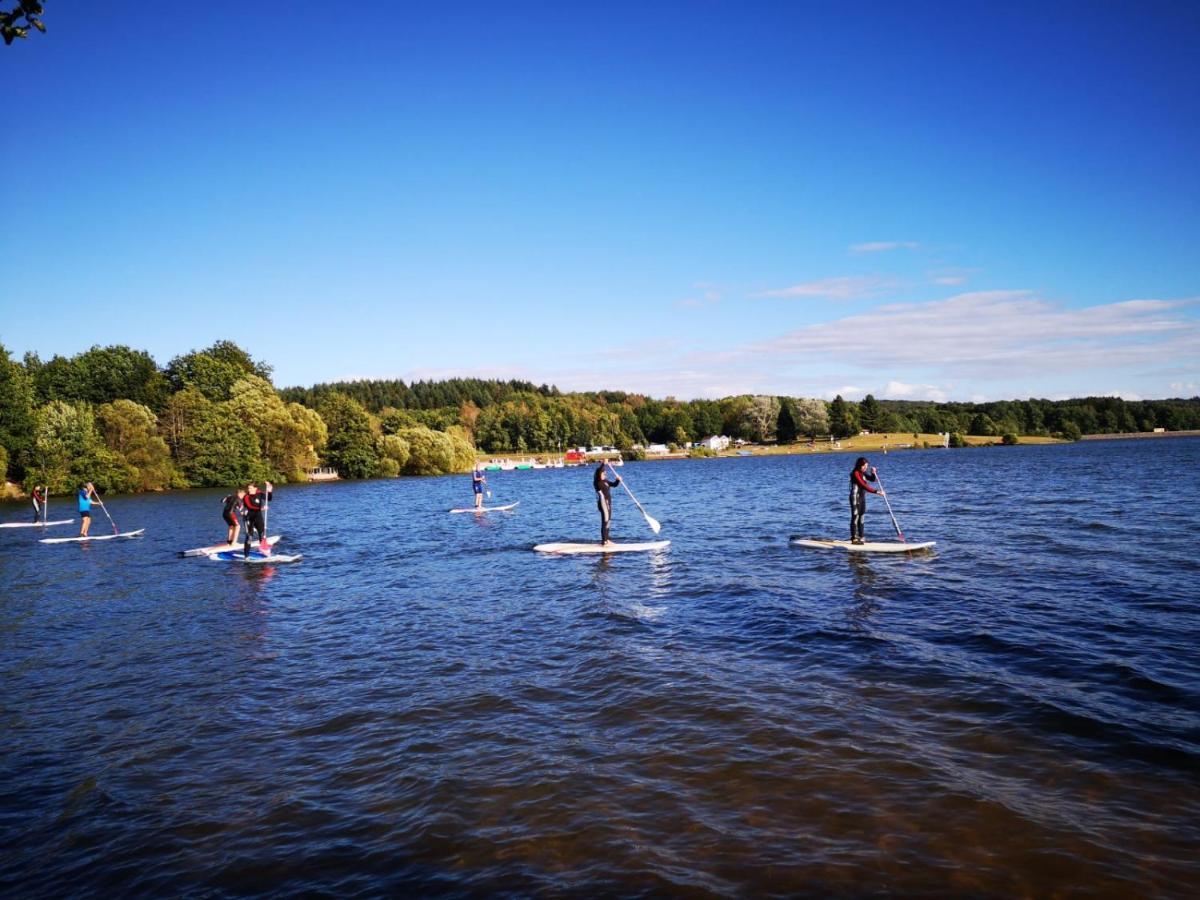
<box><xmin>2</xmin><ymin>2</ymin><xmax>46</xmax><ymax>46</ymax></box>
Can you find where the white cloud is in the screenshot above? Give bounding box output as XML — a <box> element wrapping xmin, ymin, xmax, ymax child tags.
<box><xmin>756</xmin><ymin>275</ymin><xmax>898</xmax><ymax>300</ymax></box>
<box><xmin>881</xmin><ymin>380</ymin><xmax>950</xmax><ymax>402</ymax></box>
<box><xmin>1169</xmin><ymin>381</ymin><xmax>1198</xmax><ymax>393</ymax></box>
<box><xmin>850</xmin><ymin>241</ymin><xmax>919</xmax><ymax>254</ymax></box>
<box><xmin>746</xmin><ymin>291</ymin><xmax>1200</xmax><ymax>378</ymax></box>
<box><xmin>932</xmin><ymin>275</ymin><xmax>968</xmax><ymax>286</ymax></box>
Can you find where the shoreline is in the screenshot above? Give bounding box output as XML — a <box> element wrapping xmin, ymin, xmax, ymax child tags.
<box><xmin>650</xmin><ymin>432</ymin><xmax>1064</xmax><ymax>460</ymax></box>
<box><xmin>1080</xmin><ymin>429</ymin><xmax>1200</xmax><ymax>441</ymax></box>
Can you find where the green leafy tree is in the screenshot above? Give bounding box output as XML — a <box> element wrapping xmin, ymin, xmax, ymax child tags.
<box><xmin>166</xmin><ymin>340</ymin><xmax>272</xmax><ymax>401</ymax></box>
<box><xmin>858</xmin><ymin>394</ymin><xmax>882</xmax><ymax>432</ymax></box>
<box><xmin>96</xmin><ymin>399</ymin><xmax>177</xmax><ymax>490</ymax></box>
<box><xmin>0</xmin><ymin>342</ymin><xmax>36</xmax><ymax>479</ymax></box>
<box><xmin>160</xmin><ymin>387</ymin><xmax>212</xmax><ymax>472</ymax></box>
<box><xmin>397</xmin><ymin>426</ymin><xmax>455</xmax><ymax>475</ymax></box>
<box><xmin>792</xmin><ymin>398</ymin><xmax>830</xmax><ymax>438</ymax></box>
<box><xmin>376</xmin><ymin>434</ymin><xmax>411</xmax><ymax>477</ymax></box>
<box><xmin>33</xmin><ymin>400</ymin><xmax>134</xmax><ymax>493</ymax></box>
<box><xmin>776</xmin><ymin>400</ymin><xmax>798</xmax><ymax>443</ymax></box>
<box><xmin>969</xmin><ymin>413</ymin><xmax>998</xmax><ymax>436</ymax></box>
<box><xmin>738</xmin><ymin>395</ymin><xmax>781</xmax><ymax>443</ymax></box>
<box><xmin>394</xmin><ymin>426</ymin><xmax>474</xmax><ymax>475</ymax></box>
<box><xmin>317</xmin><ymin>392</ymin><xmax>379</xmax><ymax>478</ymax></box>
<box><xmin>2</xmin><ymin>2</ymin><xmax>45</xmax><ymax>45</ymax></box>
<box><xmin>177</xmin><ymin>403</ymin><xmax>264</xmax><ymax>487</ymax></box>
<box><xmin>30</xmin><ymin>345</ymin><xmax>170</xmax><ymax>410</ymax></box>
<box><xmin>226</xmin><ymin>376</ymin><xmax>327</xmax><ymax>481</ymax></box>
<box><xmin>828</xmin><ymin>395</ymin><xmax>858</xmax><ymax>439</ymax></box>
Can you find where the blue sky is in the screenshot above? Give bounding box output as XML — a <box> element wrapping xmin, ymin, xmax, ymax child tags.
<box><xmin>2</xmin><ymin>1</ymin><xmax>1198</xmax><ymax>401</ymax></box>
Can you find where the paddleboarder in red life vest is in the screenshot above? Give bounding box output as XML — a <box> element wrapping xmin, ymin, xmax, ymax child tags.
<box><xmin>594</xmin><ymin>459</ymin><xmax>621</xmax><ymax>545</ymax></box>
<box><xmin>31</xmin><ymin>485</ymin><xmax>46</xmax><ymax>524</ymax></box>
<box><xmin>241</xmin><ymin>481</ymin><xmax>272</xmax><ymax>557</ymax></box>
<box><xmin>849</xmin><ymin>457</ymin><xmax>884</xmax><ymax>544</ymax></box>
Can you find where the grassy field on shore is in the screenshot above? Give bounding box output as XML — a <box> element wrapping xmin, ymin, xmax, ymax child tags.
<box><xmin>712</xmin><ymin>433</ymin><xmax>1063</xmax><ymax>459</ymax></box>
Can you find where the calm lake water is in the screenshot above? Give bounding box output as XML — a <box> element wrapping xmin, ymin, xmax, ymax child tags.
<box><xmin>2</xmin><ymin>439</ymin><xmax>1198</xmax><ymax>897</ymax></box>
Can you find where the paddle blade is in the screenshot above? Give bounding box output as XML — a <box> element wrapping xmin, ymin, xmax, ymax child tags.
<box><xmin>644</xmin><ymin>513</ymin><xmax>661</xmax><ymax>534</ymax></box>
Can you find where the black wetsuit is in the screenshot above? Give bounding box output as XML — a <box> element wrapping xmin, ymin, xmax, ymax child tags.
<box><xmin>221</xmin><ymin>493</ymin><xmax>242</xmax><ymax>527</ymax></box>
<box><xmin>31</xmin><ymin>488</ymin><xmax>44</xmax><ymax>524</ymax></box>
<box><xmin>242</xmin><ymin>489</ymin><xmax>271</xmax><ymax>551</ymax></box>
<box><xmin>594</xmin><ymin>466</ymin><xmax>620</xmax><ymax>544</ymax></box>
<box><xmin>849</xmin><ymin>468</ymin><xmax>878</xmax><ymax>540</ymax></box>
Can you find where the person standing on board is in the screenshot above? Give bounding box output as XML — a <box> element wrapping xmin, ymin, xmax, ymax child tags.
<box><xmin>241</xmin><ymin>481</ymin><xmax>272</xmax><ymax>556</ymax></box>
<box><xmin>31</xmin><ymin>484</ymin><xmax>45</xmax><ymax>524</ymax></box>
<box><xmin>222</xmin><ymin>487</ymin><xmax>246</xmax><ymax>545</ymax></box>
<box><xmin>594</xmin><ymin>459</ymin><xmax>622</xmax><ymax>545</ymax></box>
<box><xmin>849</xmin><ymin>457</ymin><xmax>884</xmax><ymax>544</ymax></box>
<box><xmin>472</xmin><ymin>465</ymin><xmax>487</xmax><ymax>510</ymax></box>
<box><xmin>77</xmin><ymin>482</ymin><xmax>99</xmax><ymax>537</ymax></box>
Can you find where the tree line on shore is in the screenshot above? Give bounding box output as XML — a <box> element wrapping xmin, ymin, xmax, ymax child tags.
<box><xmin>2</xmin><ymin>340</ymin><xmax>1198</xmax><ymax>493</ymax></box>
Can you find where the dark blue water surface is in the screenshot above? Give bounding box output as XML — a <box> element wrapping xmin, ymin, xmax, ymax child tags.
<box><xmin>2</xmin><ymin>439</ymin><xmax>1198</xmax><ymax>897</ymax></box>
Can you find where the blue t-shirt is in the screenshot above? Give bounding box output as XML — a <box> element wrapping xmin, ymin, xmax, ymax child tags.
<box><xmin>78</xmin><ymin>489</ymin><xmax>92</xmax><ymax>512</ymax></box>
<box><xmin>472</xmin><ymin>472</ymin><xmax>484</xmax><ymax>494</ymax></box>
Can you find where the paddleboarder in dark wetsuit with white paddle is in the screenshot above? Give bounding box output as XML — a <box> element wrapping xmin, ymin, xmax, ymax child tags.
<box><xmin>594</xmin><ymin>460</ymin><xmax>622</xmax><ymax>546</ymax></box>
<box><xmin>849</xmin><ymin>457</ymin><xmax>884</xmax><ymax>545</ymax></box>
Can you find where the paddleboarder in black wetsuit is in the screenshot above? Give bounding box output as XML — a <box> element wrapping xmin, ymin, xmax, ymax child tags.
<box><xmin>849</xmin><ymin>457</ymin><xmax>884</xmax><ymax>544</ymax></box>
<box><xmin>594</xmin><ymin>460</ymin><xmax>621</xmax><ymax>545</ymax></box>
<box><xmin>241</xmin><ymin>481</ymin><xmax>272</xmax><ymax>556</ymax></box>
<box><xmin>31</xmin><ymin>485</ymin><xmax>45</xmax><ymax>524</ymax></box>
<box><xmin>222</xmin><ymin>488</ymin><xmax>246</xmax><ymax>545</ymax></box>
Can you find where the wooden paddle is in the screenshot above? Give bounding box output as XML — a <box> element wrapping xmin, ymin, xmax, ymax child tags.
<box><xmin>607</xmin><ymin>461</ymin><xmax>661</xmax><ymax>534</ymax></box>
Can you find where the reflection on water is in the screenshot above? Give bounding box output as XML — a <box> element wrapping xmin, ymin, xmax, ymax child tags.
<box><xmin>1</xmin><ymin>438</ymin><xmax>1198</xmax><ymax>895</ymax></box>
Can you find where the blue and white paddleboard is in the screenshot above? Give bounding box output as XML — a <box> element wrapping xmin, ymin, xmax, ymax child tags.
<box><xmin>208</xmin><ymin>548</ymin><xmax>302</xmax><ymax>564</ymax></box>
<box><xmin>1</xmin><ymin>519</ymin><xmax>73</xmax><ymax>529</ymax></box>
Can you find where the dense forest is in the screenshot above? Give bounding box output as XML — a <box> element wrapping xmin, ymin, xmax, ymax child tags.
<box><xmin>2</xmin><ymin>340</ymin><xmax>1198</xmax><ymax>494</ymax></box>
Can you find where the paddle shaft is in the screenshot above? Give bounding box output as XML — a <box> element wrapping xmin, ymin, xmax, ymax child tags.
<box><xmin>873</xmin><ymin>470</ymin><xmax>905</xmax><ymax>542</ymax></box>
<box><xmin>96</xmin><ymin>497</ymin><xmax>119</xmax><ymax>534</ymax></box>
<box><xmin>607</xmin><ymin>461</ymin><xmax>661</xmax><ymax>534</ymax></box>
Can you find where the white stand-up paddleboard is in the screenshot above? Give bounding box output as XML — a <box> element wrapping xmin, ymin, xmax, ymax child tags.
<box><xmin>0</xmin><ymin>519</ymin><xmax>73</xmax><ymax>529</ymax></box>
<box><xmin>180</xmin><ymin>535</ymin><xmax>281</xmax><ymax>558</ymax></box>
<box><xmin>39</xmin><ymin>528</ymin><xmax>146</xmax><ymax>544</ymax></box>
<box><xmin>533</xmin><ymin>540</ymin><xmax>670</xmax><ymax>554</ymax></box>
<box><xmin>208</xmin><ymin>549</ymin><xmax>302</xmax><ymax>564</ymax></box>
<box><xmin>449</xmin><ymin>502</ymin><xmax>519</xmax><ymax>514</ymax></box>
<box><xmin>790</xmin><ymin>537</ymin><xmax>935</xmax><ymax>553</ymax></box>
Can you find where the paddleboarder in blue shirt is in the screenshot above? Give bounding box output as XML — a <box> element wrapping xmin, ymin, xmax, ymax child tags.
<box><xmin>77</xmin><ymin>482</ymin><xmax>99</xmax><ymax>537</ymax></box>
<box><xmin>849</xmin><ymin>457</ymin><xmax>885</xmax><ymax>544</ymax></box>
<box><xmin>472</xmin><ymin>466</ymin><xmax>487</xmax><ymax>510</ymax></box>
<box><xmin>594</xmin><ymin>460</ymin><xmax>622</xmax><ymax>545</ymax></box>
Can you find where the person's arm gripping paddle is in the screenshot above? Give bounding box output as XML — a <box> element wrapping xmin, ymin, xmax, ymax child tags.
<box><xmin>607</xmin><ymin>461</ymin><xmax>661</xmax><ymax>535</ymax></box>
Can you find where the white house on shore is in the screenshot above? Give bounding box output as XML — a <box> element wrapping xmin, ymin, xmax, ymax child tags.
<box><xmin>698</xmin><ymin>435</ymin><xmax>731</xmax><ymax>451</ymax></box>
<box><xmin>646</xmin><ymin>443</ymin><xmax>670</xmax><ymax>455</ymax></box>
